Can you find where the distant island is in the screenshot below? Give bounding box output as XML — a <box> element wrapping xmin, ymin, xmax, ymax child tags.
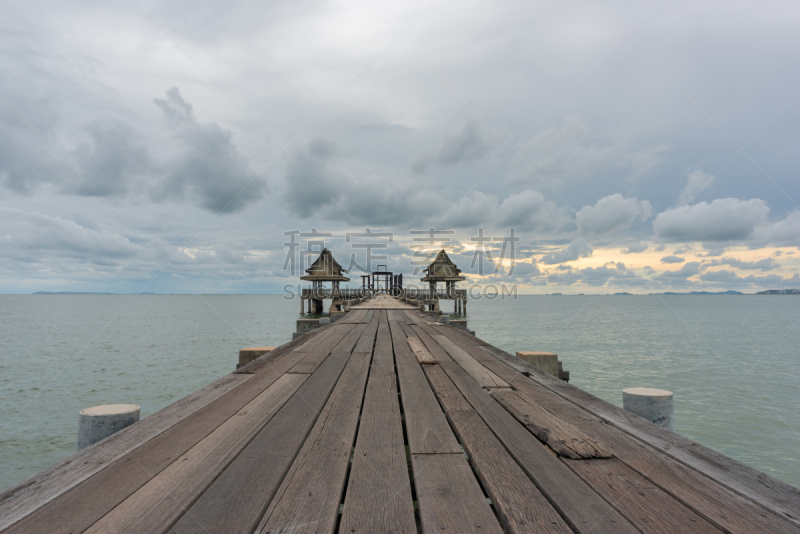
<box><xmin>756</xmin><ymin>289</ymin><xmax>800</xmax><ymax>295</ymax></box>
<box><xmin>32</xmin><ymin>291</ymin><xmax>157</xmax><ymax>295</ymax></box>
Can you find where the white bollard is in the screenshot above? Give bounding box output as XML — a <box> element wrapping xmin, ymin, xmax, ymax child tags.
<box><xmin>623</xmin><ymin>388</ymin><xmax>674</xmax><ymax>432</ymax></box>
<box><xmin>78</xmin><ymin>404</ymin><xmax>140</xmax><ymax>451</ymax></box>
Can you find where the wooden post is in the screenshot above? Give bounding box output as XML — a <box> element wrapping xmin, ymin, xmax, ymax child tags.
<box><xmin>300</xmin><ymin>297</ymin><xmax>305</xmax><ymax>315</ymax></box>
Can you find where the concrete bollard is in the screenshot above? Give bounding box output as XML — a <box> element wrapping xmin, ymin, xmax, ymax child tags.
<box><xmin>516</xmin><ymin>351</ymin><xmax>559</xmax><ymax>377</ymax></box>
<box><xmin>238</xmin><ymin>347</ymin><xmax>276</xmax><ymax>369</ymax></box>
<box><xmin>623</xmin><ymin>388</ymin><xmax>675</xmax><ymax>432</ymax></box>
<box><xmin>78</xmin><ymin>404</ymin><xmax>140</xmax><ymax>451</ymax></box>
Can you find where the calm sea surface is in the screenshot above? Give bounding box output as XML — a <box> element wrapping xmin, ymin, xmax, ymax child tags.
<box><xmin>1</xmin><ymin>294</ymin><xmax>798</xmax><ymax>491</ymax></box>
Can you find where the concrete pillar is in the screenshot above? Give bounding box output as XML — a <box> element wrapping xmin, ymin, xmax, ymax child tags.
<box><xmin>238</xmin><ymin>347</ymin><xmax>275</xmax><ymax>369</ymax></box>
<box><xmin>463</xmin><ymin>297</ymin><xmax>467</xmax><ymax>315</ymax></box>
<box><xmin>78</xmin><ymin>404</ymin><xmax>140</xmax><ymax>451</ymax></box>
<box><xmin>623</xmin><ymin>388</ymin><xmax>675</xmax><ymax>432</ymax></box>
<box><xmin>516</xmin><ymin>351</ymin><xmax>559</xmax><ymax>377</ymax></box>
<box><xmin>300</xmin><ymin>297</ymin><xmax>305</xmax><ymax>315</ymax></box>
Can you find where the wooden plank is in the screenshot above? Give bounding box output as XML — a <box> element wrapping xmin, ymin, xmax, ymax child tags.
<box><xmin>256</xmin><ymin>351</ymin><xmax>372</xmax><ymax>534</ymax></box>
<box><xmin>0</xmin><ymin>372</ymin><xmax>249</xmax><ymax>532</ymax></box>
<box><xmin>4</xmin><ymin>347</ymin><xmax>313</xmax><ymax>534</ymax></box>
<box><xmin>422</xmin><ymin>364</ymin><xmax>572</xmax><ymax>533</ymax></box>
<box><xmin>288</xmin><ymin>322</ymin><xmax>363</xmax><ymax>374</ymax></box>
<box><xmin>84</xmin><ymin>374</ymin><xmax>308</xmax><ymax>534</ymax></box>
<box><xmin>484</xmin><ymin>356</ymin><xmax>800</xmax><ymax>534</ymax></box>
<box><xmin>237</xmin><ymin>323</ymin><xmax>329</xmax><ymax>374</ymax></box>
<box><xmin>475</xmin><ymin>343</ymin><xmax>800</xmax><ymax>529</ymax></box>
<box><xmin>429</xmin><ymin>333</ymin><xmax>509</xmax><ymax>388</ymax></box>
<box><xmin>407</xmin><ymin>336</ymin><xmax>436</xmax><ymax>364</ymax></box>
<box><xmin>411</xmin><ymin>453</ymin><xmax>503</xmax><ymax>534</ymax></box>
<box><xmin>409</xmin><ymin>323</ymin><xmax>452</xmax><ymax>362</ymax></box>
<box><xmin>168</xmin><ymin>349</ymin><xmax>354</xmax><ymax>534</ymax></box>
<box><xmin>352</xmin><ymin>310</ymin><xmax>379</xmax><ymax>354</ymax></box>
<box><xmin>340</xmin><ymin>312</ymin><xmax>416</xmax><ymax>533</ymax></box>
<box><xmin>491</xmin><ymin>389</ymin><xmax>611</xmax><ymax>459</ymax></box>
<box><xmin>567</xmin><ymin>458</ymin><xmax>721</xmax><ymax>534</ymax></box>
<box><xmin>436</xmin><ymin>359</ymin><xmax>638</xmax><ymax>534</ymax></box>
<box><xmin>388</xmin><ymin>315</ymin><xmax>462</xmax><ymax>454</ymax></box>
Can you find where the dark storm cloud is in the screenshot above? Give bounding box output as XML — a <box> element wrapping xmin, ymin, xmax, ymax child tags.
<box><xmin>412</xmin><ymin>121</ymin><xmax>495</xmax><ymax>174</ymax></box>
<box><xmin>282</xmin><ymin>138</ymin><xmax>445</xmax><ymax>227</ymax></box>
<box><xmin>624</xmin><ymin>242</ymin><xmax>648</xmax><ymax>254</ymax></box>
<box><xmin>576</xmin><ymin>194</ymin><xmax>652</xmax><ymax>236</ymax></box>
<box><xmin>152</xmin><ymin>88</ymin><xmax>266</xmax><ymax>213</ymax></box>
<box><xmin>656</xmin><ymin>261</ymin><xmax>701</xmax><ymax>281</ymax></box>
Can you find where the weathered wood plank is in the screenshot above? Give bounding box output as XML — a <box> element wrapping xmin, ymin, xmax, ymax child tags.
<box><xmin>491</xmin><ymin>389</ymin><xmax>611</xmax><ymax>459</ymax></box>
<box><xmin>4</xmin><ymin>348</ymin><xmax>313</xmax><ymax>534</ymax></box>
<box><xmin>238</xmin><ymin>323</ymin><xmax>329</xmax><ymax>374</ymax></box>
<box><xmin>407</xmin><ymin>336</ymin><xmax>437</xmax><ymax>364</ymax></box>
<box><xmin>408</xmin><ymin>323</ymin><xmax>452</xmax><ymax>363</ymax></box>
<box><xmin>340</xmin><ymin>312</ymin><xmax>416</xmax><ymax>534</ymax></box>
<box><xmin>423</xmin><ymin>362</ymin><xmax>572</xmax><ymax>533</ymax></box>
<box><xmin>484</xmin><ymin>352</ymin><xmax>800</xmax><ymax>534</ymax></box>
<box><xmin>411</xmin><ymin>453</ymin><xmax>504</xmax><ymax>534</ymax></box>
<box><xmin>435</xmin><ymin>359</ymin><xmax>638</xmax><ymax>533</ymax></box>
<box><xmin>0</xmin><ymin>372</ymin><xmax>249</xmax><ymax>532</ymax></box>
<box><xmin>566</xmin><ymin>458</ymin><xmax>722</xmax><ymax>534</ymax></box>
<box><xmin>388</xmin><ymin>316</ymin><xmax>462</xmax><ymax>455</ymax></box>
<box><xmin>167</xmin><ymin>349</ymin><xmax>354</xmax><ymax>534</ymax></box>
<box><xmin>475</xmin><ymin>342</ymin><xmax>800</xmax><ymax>526</ymax></box>
<box><xmin>256</xmin><ymin>351</ymin><xmax>372</xmax><ymax>534</ymax></box>
<box><xmin>429</xmin><ymin>333</ymin><xmax>509</xmax><ymax>388</ymax></box>
<box><xmin>352</xmin><ymin>310</ymin><xmax>379</xmax><ymax>354</ymax></box>
<box><xmin>288</xmin><ymin>322</ymin><xmax>362</xmax><ymax>374</ymax></box>
<box><xmin>84</xmin><ymin>373</ymin><xmax>307</xmax><ymax>534</ymax></box>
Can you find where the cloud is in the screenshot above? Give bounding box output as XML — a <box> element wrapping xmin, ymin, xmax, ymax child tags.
<box><xmin>546</xmin><ymin>261</ymin><xmax>645</xmax><ymax>287</ymax></box>
<box><xmin>698</xmin><ymin>269</ymin><xmax>792</xmax><ymax>288</ymax></box>
<box><xmin>656</xmin><ymin>261</ymin><xmax>701</xmax><ymax>280</ymax></box>
<box><xmin>440</xmin><ymin>191</ymin><xmax>498</xmax><ymax>228</ymax></box>
<box><xmin>540</xmin><ymin>238</ymin><xmax>592</xmax><ymax>264</ymax></box>
<box><xmin>497</xmin><ymin>189</ymin><xmax>566</xmax><ymax>231</ymax></box>
<box><xmin>704</xmin><ymin>256</ymin><xmax>779</xmax><ymax>271</ymax></box>
<box><xmin>652</xmin><ymin>198</ymin><xmax>769</xmax><ymax>243</ymax></box>
<box><xmin>153</xmin><ymin>88</ymin><xmax>266</xmax><ymax>213</ymax></box>
<box><xmin>413</xmin><ymin>121</ymin><xmax>495</xmax><ymax>173</ymax></box>
<box><xmin>282</xmin><ymin>138</ymin><xmax>443</xmax><ymax>227</ymax></box>
<box><xmin>679</xmin><ymin>170</ymin><xmax>714</xmax><ymax>205</ymax></box>
<box><xmin>750</xmin><ymin>211</ymin><xmax>800</xmax><ymax>248</ymax></box>
<box><xmin>661</xmin><ymin>255</ymin><xmax>685</xmax><ymax>264</ymax></box>
<box><xmin>508</xmin><ymin>117</ymin><xmax>669</xmax><ymax>185</ymax></box>
<box><xmin>576</xmin><ymin>193</ymin><xmax>652</xmax><ymax>236</ymax></box>
<box><xmin>0</xmin><ymin>208</ymin><xmax>142</xmax><ymax>268</ymax></box>
<box><xmin>625</xmin><ymin>242</ymin><xmax>648</xmax><ymax>253</ymax></box>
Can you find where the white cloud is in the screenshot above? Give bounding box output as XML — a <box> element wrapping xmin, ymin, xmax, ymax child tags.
<box><xmin>540</xmin><ymin>238</ymin><xmax>592</xmax><ymax>264</ymax></box>
<box><xmin>440</xmin><ymin>191</ymin><xmax>498</xmax><ymax>229</ymax></box>
<box><xmin>508</xmin><ymin>117</ymin><xmax>669</xmax><ymax>185</ymax></box>
<box><xmin>679</xmin><ymin>170</ymin><xmax>714</xmax><ymax>206</ymax></box>
<box><xmin>576</xmin><ymin>193</ymin><xmax>652</xmax><ymax>236</ymax></box>
<box><xmin>652</xmin><ymin>198</ymin><xmax>769</xmax><ymax>242</ymax></box>
<box><xmin>497</xmin><ymin>189</ymin><xmax>566</xmax><ymax>231</ymax></box>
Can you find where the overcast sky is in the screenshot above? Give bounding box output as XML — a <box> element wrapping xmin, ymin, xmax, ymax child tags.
<box><xmin>1</xmin><ymin>0</ymin><xmax>799</xmax><ymax>294</ymax></box>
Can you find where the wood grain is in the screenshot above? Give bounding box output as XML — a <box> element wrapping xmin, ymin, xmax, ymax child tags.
<box><xmin>256</xmin><ymin>351</ymin><xmax>372</xmax><ymax>534</ymax></box>
<box><xmin>436</xmin><ymin>359</ymin><xmax>638</xmax><ymax>534</ymax></box>
<box><xmin>4</xmin><ymin>348</ymin><xmax>312</xmax><ymax>534</ymax></box>
<box><xmin>423</xmin><ymin>364</ymin><xmax>571</xmax><ymax>533</ymax></box>
<box><xmin>407</xmin><ymin>336</ymin><xmax>437</xmax><ymax>364</ymax></box>
<box><xmin>84</xmin><ymin>374</ymin><xmax>307</xmax><ymax>534</ymax></box>
<box><xmin>340</xmin><ymin>312</ymin><xmax>416</xmax><ymax>534</ymax></box>
<box><xmin>429</xmin><ymin>333</ymin><xmax>508</xmax><ymax>388</ymax></box>
<box><xmin>167</xmin><ymin>350</ymin><xmax>355</xmax><ymax>534</ymax></box>
<box><xmin>567</xmin><ymin>458</ymin><xmax>722</xmax><ymax>534</ymax></box>
<box><xmin>491</xmin><ymin>388</ymin><xmax>611</xmax><ymax>459</ymax></box>
<box><xmin>0</xmin><ymin>373</ymin><xmax>249</xmax><ymax>532</ymax></box>
<box><xmin>411</xmin><ymin>453</ymin><xmax>504</xmax><ymax>534</ymax></box>
<box><xmin>389</xmin><ymin>317</ymin><xmax>462</xmax><ymax>455</ymax></box>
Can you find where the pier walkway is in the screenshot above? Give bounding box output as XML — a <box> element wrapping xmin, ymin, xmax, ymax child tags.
<box><xmin>2</xmin><ymin>298</ymin><xmax>799</xmax><ymax>533</ymax></box>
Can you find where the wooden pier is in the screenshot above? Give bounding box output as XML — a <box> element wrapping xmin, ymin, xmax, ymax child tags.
<box><xmin>2</xmin><ymin>297</ymin><xmax>799</xmax><ymax>533</ymax></box>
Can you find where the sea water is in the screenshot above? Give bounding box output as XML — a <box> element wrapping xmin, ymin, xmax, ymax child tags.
<box><xmin>0</xmin><ymin>294</ymin><xmax>798</xmax><ymax>491</ymax></box>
